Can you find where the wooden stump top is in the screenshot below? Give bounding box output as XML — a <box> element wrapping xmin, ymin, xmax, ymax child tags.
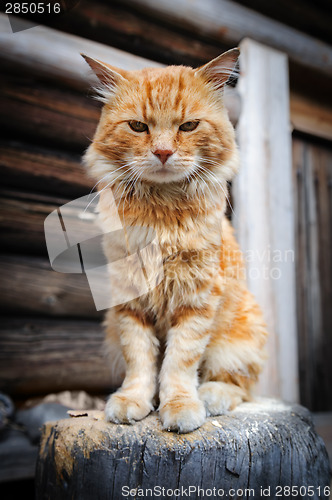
<box><xmin>36</xmin><ymin>399</ymin><xmax>331</xmax><ymax>500</ymax></box>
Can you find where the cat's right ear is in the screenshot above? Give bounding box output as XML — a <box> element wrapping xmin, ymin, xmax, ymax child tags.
<box><xmin>81</xmin><ymin>54</ymin><xmax>127</xmax><ymax>88</ymax></box>
<box><xmin>195</xmin><ymin>48</ymin><xmax>240</xmax><ymax>90</ymax></box>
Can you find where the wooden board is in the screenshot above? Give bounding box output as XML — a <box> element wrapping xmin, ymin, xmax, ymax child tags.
<box><xmin>0</xmin><ymin>254</ymin><xmax>100</xmax><ymax>319</ymax></box>
<box><xmin>233</xmin><ymin>0</ymin><xmax>332</xmax><ymax>46</ymax></box>
<box><xmin>123</xmin><ymin>0</ymin><xmax>332</xmax><ymax>78</ymax></box>
<box><xmin>36</xmin><ymin>401</ymin><xmax>331</xmax><ymax>499</ymax></box>
<box><xmin>233</xmin><ymin>39</ymin><xmax>298</xmax><ymax>402</ymax></box>
<box><xmin>290</xmin><ymin>93</ymin><xmax>332</xmax><ymax>143</ymax></box>
<box><xmin>0</xmin><ymin>190</ymin><xmax>68</xmax><ymax>255</ymax></box>
<box><xmin>0</xmin><ymin>142</ymin><xmax>92</xmax><ymax>198</ymax></box>
<box><xmin>0</xmin><ymin>318</ymin><xmax>112</xmax><ymax>395</ymax></box>
<box><xmin>292</xmin><ymin>137</ymin><xmax>332</xmax><ymax>411</ymax></box>
<box><xmin>56</xmin><ymin>0</ymin><xmax>227</xmax><ymax>67</ymax></box>
<box><xmin>0</xmin><ymin>14</ymin><xmax>239</xmax><ymax>125</ymax></box>
<box><xmin>0</xmin><ymin>75</ymin><xmax>101</xmax><ymax>152</ymax></box>
<box><xmin>0</xmin><ymin>13</ymin><xmax>161</xmax><ymax>91</ymax></box>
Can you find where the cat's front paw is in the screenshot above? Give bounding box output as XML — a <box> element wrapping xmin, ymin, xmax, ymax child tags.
<box><xmin>105</xmin><ymin>391</ymin><xmax>153</xmax><ymax>424</ymax></box>
<box><xmin>159</xmin><ymin>395</ymin><xmax>206</xmax><ymax>433</ymax></box>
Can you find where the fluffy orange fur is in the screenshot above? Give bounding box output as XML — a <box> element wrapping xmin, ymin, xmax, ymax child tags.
<box><xmin>82</xmin><ymin>49</ymin><xmax>268</xmax><ymax>433</ymax></box>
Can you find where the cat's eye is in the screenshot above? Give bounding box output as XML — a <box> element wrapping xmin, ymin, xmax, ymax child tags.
<box><xmin>128</xmin><ymin>120</ymin><xmax>149</xmax><ymax>133</ymax></box>
<box><xmin>179</xmin><ymin>121</ymin><xmax>199</xmax><ymax>132</ymax></box>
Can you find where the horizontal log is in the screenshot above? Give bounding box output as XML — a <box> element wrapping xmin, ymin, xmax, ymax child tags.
<box><xmin>233</xmin><ymin>0</ymin><xmax>332</xmax><ymax>46</ymax></box>
<box><xmin>0</xmin><ymin>142</ymin><xmax>92</xmax><ymax>197</ymax></box>
<box><xmin>0</xmin><ymin>14</ymin><xmax>240</xmax><ymax>125</ymax></box>
<box><xmin>0</xmin><ymin>318</ymin><xmax>112</xmax><ymax>396</ymax></box>
<box><xmin>0</xmin><ymin>13</ymin><xmax>161</xmax><ymax>91</ymax></box>
<box><xmin>0</xmin><ymin>255</ymin><xmax>100</xmax><ymax>319</ymax></box>
<box><xmin>0</xmin><ymin>190</ymin><xmax>68</xmax><ymax>255</ymax></box>
<box><xmin>59</xmin><ymin>0</ymin><xmax>226</xmax><ymax>66</ymax></box>
<box><xmin>0</xmin><ymin>75</ymin><xmax>100</xmax><ymax>152</ymax></box>
<box><xmin>124</xmin><ymin>0</ymin><xmax>332</xmax><ymax>78</ymax></box>
<box><xmin>290</xmin><ymin>93</ymin><xmax>332</xmax><ymax>142</ymax></box>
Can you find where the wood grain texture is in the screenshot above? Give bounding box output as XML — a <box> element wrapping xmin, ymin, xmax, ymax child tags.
<box><xmin>0</xmin><ymin>75</ymin><xmax>101</xmax><ymax>152</ymax></box>
<box><xmin>290</xmin><ymin>94</ymin><xmax>332</xmax><ymax>143</ymax></box>
<box><xmin>123</xmin><ymin>0</ymin><xmax>332</xmax><ymax>78</ymax></box>
<box><xmin>233</xmin><ymin>39</ymin><xmax>298</xmax><ymax>402</ymax></box>
<box><xmin>57</xmin><ymin>0</ymin><xmax>228</xmax><ymax>67</ymax></box>
<box><xmin>0</xmin><ymin>14</ymin><xmax>239</xmax><ymax>126</ymax></box>
<box><xmin>0</xmin><ymin>318</ymin><xmax>111</xmax><ymax>395</ymax></box>
<box><xmin>0</xmin><ymin>254</ymin><xmax>100</xmax><ymax>319</ymax></box>
<box><xmin>36</xmin><ymin>401</ymin><xmax>331</xmax><ymax>499</ymax></box>
<box><xmin>0</xmin><ymin>13</ymin><xmax>161</xmax><ymax>91</ymax></box>
<box><xmin>0</xmin><ymin>190</ymin><xmax>67</xmax><ymax>255</ymax></box>
<box><xmin>233</xmin><ymin>0</ymin><xmax>332</xmax><ymax>46</ymax></box>
<box><xmin>292</xmin><ymin>137</ymin><xmax>332</xmax><ymax>411</ymax></box>
<box><xmin>0</xmin><ymin>142</ymin><xmax>92</xmax><ymax>197</ymax></box>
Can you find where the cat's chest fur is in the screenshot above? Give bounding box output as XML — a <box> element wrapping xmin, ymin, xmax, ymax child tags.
<box><xmin>99</xmin><ymin>194</ymin><xmax>224</xmax><ymax>322</ymax></box>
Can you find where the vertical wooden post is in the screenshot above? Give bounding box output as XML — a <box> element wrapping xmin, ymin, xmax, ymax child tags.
<box><xmin>233</xmin><ymin>39</ymin><xmax>299</xmax><ymax>402</ymax></box>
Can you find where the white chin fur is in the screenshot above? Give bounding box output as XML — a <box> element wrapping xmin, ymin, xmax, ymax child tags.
<box><xmin>141</xmin><ymin>169</ymin><xmax>187</xmax><ymax>184</ymax></box>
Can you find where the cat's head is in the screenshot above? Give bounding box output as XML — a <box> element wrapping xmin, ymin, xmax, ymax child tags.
<box><xmin>83</xmin><ymin>49</ymin><xmax>239</xmax><ymax>192</ymax></box>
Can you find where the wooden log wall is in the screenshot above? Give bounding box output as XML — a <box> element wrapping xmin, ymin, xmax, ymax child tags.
<box><xmin>1</xmin><ymin>1</ymin><xmax>331</xmax><ymax>412</ymax></box>
<box><xmin>0</xmin><ymin>67</ymin><xmax>105</xmax><ymax>394</ymax></box>
<box><xmin>0</xmin><ymin>9</ymin><xmax>240</xmax><ymax>399</ymax></box>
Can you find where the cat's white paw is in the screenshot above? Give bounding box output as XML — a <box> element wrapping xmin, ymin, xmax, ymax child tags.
<box><xmin>105</xmin><ymin>391</ymin><xmax>153</xmax><ymax>424</ymax></box>
<box><xmin>159</xmin><ymin>396</ymin><xmax>206</xmax><ymax>433</ymax></box>
<box><xmin>198</xmin><ymin>381</ymin><xmax>245</xmax><ymax>416</ymax></box>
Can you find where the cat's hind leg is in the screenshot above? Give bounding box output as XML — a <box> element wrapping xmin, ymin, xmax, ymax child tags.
<box><xmin>198</xmin><ymin>290</ymin><xmax>268</xmax><ymax>416</ymax></box>
<box><xmin>198</xmin><ymin>380</ymin><xmax>248</xmax><ymax>416</ymax></box>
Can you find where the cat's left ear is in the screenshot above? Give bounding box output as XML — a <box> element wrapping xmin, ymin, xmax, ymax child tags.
<box><xmin>81</xmin><ymin>54</ymin><xmax>128</xmax><ymax>88</ymax></box>
<box><xmin>195</xmin><ymin>48</ymin><xmax>240</xmax><ymax>89</ymax></box>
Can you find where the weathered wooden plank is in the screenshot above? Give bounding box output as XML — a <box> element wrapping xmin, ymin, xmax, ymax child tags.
<box><xmin>0</xmin><ymin>142</ymin><xmax>92</xmax><ymax>197</ymax></box>
<box><xmin>0</xmin><ymin>254</ymin><xmax>100</xmax><ymax>319</ymax></box>
<box><xmin>290</xmin><ymin>94</ymin><xmax>332</xmax><ymax>143</ymax></box>
<box><xmin>233</xmin><ymin>39</ymin><xmax>298</xmax><ymax>402</ymax></box>
<box><xmin>36</xmin><ymin>402</ymin><xmax>331</xmax><ymax>499</ymax></box>
<box><xmin>0</xmin><ymin>75</ymin><xmax>100</xmax><ymax>152</ymax></box>
<box><xmin>0</xmin><ymin>13</ymin><xmax>161</xmax><ymax>91</ymax></box>
<box><xmin>292</xmin><ymin>138</ymin><xmax>312</xmax><ymax>409</ymax></box>
<box><xmin>314</xmin><ymin>145</ymin><xmax>332</xmax><ymax>411</ymax></box>
<box><xmin>0</xmin><ymin>14</ymin><xmax>240</xmax><ymax>125</ymax></box>
<box><xmin>0</xmin><ymin>190</ymin><xmax>67</xmax><ymax>255</ymax></box>
<box><xmin>0</xmin><ymin>318</ymin><xmax>111</xmax><ymax>395</ymax></box>
<box><xmin>292</xmin><ymin>137</ymin><xmax>332</xmax><ymax>411</ymax></box>
<box><xmin>233</xmin><ymin>0</ymin><xmax>332</xmax><ymax>46</ymax></box>
<box><xmin>58</xmin><ymin>0</ymin><xmax>227</xmax><ymax>66</ymax></box>
<box><xmin>123</xmin><ymin>0</ymin><xmax>332</xmax><ymax>78</ymax></box>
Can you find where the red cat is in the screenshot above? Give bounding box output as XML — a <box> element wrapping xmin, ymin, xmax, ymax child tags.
<box><xmin>82</xmin><ymin>49</ymin><xmax>267</xmax><ymax>433</ymax></box>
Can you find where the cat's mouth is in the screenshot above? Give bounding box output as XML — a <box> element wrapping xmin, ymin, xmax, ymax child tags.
<box><xmin>142</xmin><ymin>166</ymin><xmax>186</xmax><ymax>183</ymax></box>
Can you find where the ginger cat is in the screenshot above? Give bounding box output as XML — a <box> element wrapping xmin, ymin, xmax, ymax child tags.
<box><xmin>82</xmin><ymin>49</ymin><xmax>267</xmax><ymax>433</ymax></box>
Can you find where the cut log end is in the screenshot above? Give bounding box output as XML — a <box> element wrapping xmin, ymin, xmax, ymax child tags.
<box><xmin>36</xmin><ymin>399</ymin><xmax>331</xmax><ymax>499</ymax></box>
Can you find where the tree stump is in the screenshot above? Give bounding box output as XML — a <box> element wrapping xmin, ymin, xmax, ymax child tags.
<box><xmin>36</xmin><ymin>399</ymin><xmax>331</xmax><ymax>500</ymax></box>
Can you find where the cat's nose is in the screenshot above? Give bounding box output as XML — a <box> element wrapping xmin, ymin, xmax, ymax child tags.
<box><xmin>153</xmin><ymin>149</ymin><xmax>174</xmax><ymax>165</ymax></box>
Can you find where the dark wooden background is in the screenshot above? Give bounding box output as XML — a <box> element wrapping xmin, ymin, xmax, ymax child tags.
<box><xmin>0</xmin><ymin>0</ymin><xmax>331</xmax><ymax>413</ymax></box>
